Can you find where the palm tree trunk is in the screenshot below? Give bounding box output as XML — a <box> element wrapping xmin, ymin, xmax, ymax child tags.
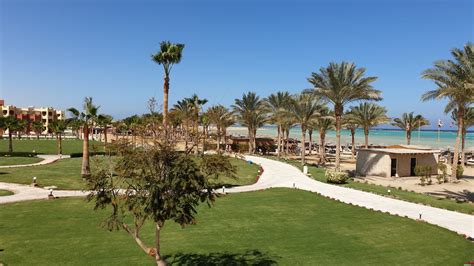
<box><xmin>248</xmin><ymin>128</ymin><xmax>252</xmax><ymax>153</ymax></box>
<box><xmin>216</xmin><ymin>126</ymin><xmax>221</xmax><ymax>151</ymax></box>
<box><xmin>319</xmin><ymin>132</ymin><xmax>326</xmax><ymax>165</ymax></box>
<box><xmin>301</xmin><ymin>129</ymin><xmax>306</xmax><ymax>164</ymax></box>
<box><xmin>154</xmin><ymin>222</ymin><xmax>166</xmax><ymax>266</ymax></box>
<box><xmin>277</xmin><ymin>125</ymin><xmax>281</xmax><ymax>158</ymax></box>
<box><xmin>308</xmin><ymin>129</ymin><xmax>313</xmax><ymax>155</ymax></box>
<box><xmin>285</xmin><ymin>129</ymin><xmax>290</xmax><ymax>155</ymax></box>
<box><xmin>335</xmin><ymin>113</ymin><xmax>342</xmax><ymax>171</ymax></box>
<box><xmin>58</xmin><ymin>133</ymin><xmax>63</xmax><ymax>155</ymax></box>
<box><xmin>253</xmin><ymin>128</ymin><xmax>257</xmax><ymax>154</ymax></box>
<box><xmin>162</xmin><ymin>76</ymin><xmax>170</xmax><ymax>130</ymax></box>
<box><xmin>350</xmin><ymin>129</ymin><xmax>355</xmax><ymax>159</ymax></box>
<box><xmin>364</xmin><ymin>127</ymin><xmax>369</xmax><ymax>148</ymax></box>
<box><xmin>461</xmin><ymin>127</ymin><xmax>466</xmax><ymax>166</ymax></box>
<box><xmin>37</xmin><ymin>133</ymin><xmax>40</xmax><ymax>140</ymax></box>
<box><xmin>8</xmin><ymin>130</ymin><xmax>13</xmax><ymax>153</ymax></box>
<box><xmin>406</xmin><ymin>130</ymin><xmax>411</xmax><ymax>145</ymax></box>
<box><xmin>82</xmin><ymin>125</ymin><xmax>91</xmax><ymax>178</ymax></box>
<box><xmin>104</xmin><ymin>126</ymin><xmax>108</xmax><ymax>152</ymax></box>
<box><xmin>452</xmin><ymin>110</ymin><xmax>463</xmax><ymax>181</ymax></box>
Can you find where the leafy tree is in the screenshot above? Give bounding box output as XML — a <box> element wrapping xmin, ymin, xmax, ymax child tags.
<box><xmin>49</xmin><ymin>120</ymin><xmax>69</xmax><ymax>155</ymax></box>
<box><xmin>68</xmin><ymin>97</ymin><xmax>100</xmax><ymax>178</ymax></box>
<box><xmin>31</xmin><ymin>120</ymin><xmax>45</xmax><ymax>140</ymax></box>
<box><xmin>421</xmin><ymin>43</ymin><xmax>474</xmax><ymax>181</ymax></box>
<box><xmin>265</xmin><ymin>91</ymin><xmax>292</xmax><ymax>157</ymax></box>
<box><xmin>86</xmin><ymin>142</ymin><xmax>234</xmax><ymax>266</ymax></box>
<box><xmin>290</xmin><ymin>93</ymin><xmax>322</xmax><ymax>164</ymax></box>
<box><xmin>392</xmin><ymin>112</ymin><xmax>430</xmax><ymax>145</ymax></box>
<box><xmin>151</xmin><ymin>41</ymin><xmax>185</xmax><ymax>129</ymax></box>
<box><xmin>0</xmin><ymin>116</ymin><xmax>22</xmax><ymax>152</ymax></box>
<box><xmin>348</xmin><ymin>103</ymin><xmax>389</xmax><ymax>148</ymax></box>
<box><xmin>232</xmin><ymin>92</ymin><xmax>267</xmax><ymax>154</ymax></box>
<box><xmin>308</xmin><ymin>62</ymin><xmax>381</xmax><ymax>170</ymax></box>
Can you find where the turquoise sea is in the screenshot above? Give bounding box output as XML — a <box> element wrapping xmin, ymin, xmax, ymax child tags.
<box><xmin>228</xmin><ymin>126</ymin><xmax>474</xmax><ymax>150</ymax></box>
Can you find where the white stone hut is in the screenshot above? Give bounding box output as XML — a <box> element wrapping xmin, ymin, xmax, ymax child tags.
<box><xmin>356</xmin><ymin>145</ymin><xmax>440</xmax><ymax>177</ymax></box>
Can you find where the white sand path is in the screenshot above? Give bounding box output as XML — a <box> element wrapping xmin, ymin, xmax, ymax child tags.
<box><xmin>0</xmin><ymin>154</ymin><xmax>70</xmax><ymax>169</ymax></box>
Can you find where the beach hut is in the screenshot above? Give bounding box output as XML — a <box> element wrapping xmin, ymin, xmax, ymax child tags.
<box><xmin>356</xmin><ymin>145</ymin><xmax>440</xmax><ymax>177</ymax></box>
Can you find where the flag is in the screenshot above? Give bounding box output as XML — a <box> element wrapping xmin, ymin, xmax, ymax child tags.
<box><xmin>438</xmin><ymin>119</ymin><xmax>443</xmax><ymax>128</ymax></box>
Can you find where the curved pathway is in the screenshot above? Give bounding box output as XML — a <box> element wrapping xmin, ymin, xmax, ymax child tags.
<box><xmin>0</xmin><ymin>182</ymin><xmax>87</xmax><ymax>204</ymax></box>
<box><xmin>224</xmin><ymin>156</ymin><xmax>474</xmax><ymax>238</ymax></box>
<box><xmin>0</xmin><ymin>154</ymin><xmax>70</xmax><ymax>169</ymax></box>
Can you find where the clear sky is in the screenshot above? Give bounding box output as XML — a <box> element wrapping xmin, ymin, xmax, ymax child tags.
<box><xmin>1</xmin><ymin>0</ymin><xmax>472</xmax><ymax>129</ymax></box>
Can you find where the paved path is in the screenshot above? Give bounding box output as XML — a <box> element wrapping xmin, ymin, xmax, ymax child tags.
<box><xmin>0</xmin><ymin>182</ymin><xmax>87</xmax><ymax>204</ymax></box>
<box><xmin>0</xmin><ymin>154</ymin><xmax>70</xmax><ymax>169</ymax></box>
<box><xmin>223</xmin><ymin>156</ymin><xmax>474</xmax><ymax>238</ymax></box>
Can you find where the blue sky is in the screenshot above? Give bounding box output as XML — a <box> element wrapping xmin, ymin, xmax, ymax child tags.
<box><xmin>1</xmin><ymin>0</ymin><xmax>472</xmax><ymax>129</ymax></box>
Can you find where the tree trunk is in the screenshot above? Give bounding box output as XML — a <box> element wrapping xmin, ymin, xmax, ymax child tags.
<box><xmin>154</xmin><ymin>222</ymin><xmax>166</xmax><ymax>266</ymax></box>
<box><xmin>247</xmin><ymin>128</ymin><xmax>252</xmax><ymax>153</ymax></box>
<box><xmin>58</xmin><ymin>133</ymin><xmax>63</xmax><ymax>155</ymax></box>
<box><xmin>277</xmin><ymin>125</ymin><xmax>281</xmax><ymax>158</ymax></box>
<box><xmin>253</xmin><ymin>128</ymin><xmax>257</xmax><ymax>154</ymax></box>
<box><xmin>406</xmin><ymin>130</ymin><xmax>411</xmax><ymax>145</ymax></box>
<box><xmin>301</xmin><ymin>129</ymin><xmax>306</xmax><ymax>164</ymax></box>
<box><xmin>350</xmin><ymin>129</ymin><xmax>355</xmax><ymax>159</ymax></box>
<box><xmin>8</xmin><ymin>130</ymin><xmax>13</xmax><ymax>153</ymax></box>
<box><xmin>364</xmin><ymin>127</ymin><xmax>369</xmax><ymax>149</ymax></box>
<box><xmin>104</xmin><ymin>126</ymin><xmax>108</xmax><ymax>152</ymax></box>
<box><xmin>216</xmin><ymin>126</ymin><xmax>221</xmax><ymax>151</ymax></box>
<box><xmin>319</xmin><ymin>132</ymin><xmax>326</xmax><ymax>165</ymax></box>
<box><xmin>308</xmin><ymin>129</ymin><xmax>313</xmax><ymax>155</ymax></box>
<box><xmin>162</xmin><ymin>76</ymin><xmax>170</xmax><ymax>131</ymax></box>
<box><xmin>335</xmin><ymin>113</ymin><xmax>342</xmax><ymax>171</ymax></box>
<box><xmin>452</xmin><ymin>110</ymin><xmax>463</xmax><ymax>181</ymax></box>
<box><xmin>461</xmin><ymin>127</ymin><xmax>466</xmax><ymax>166</ymax></box>
<box><xmin>37</xmin><ymin>133</ymin><xmax>40</xmax><ymax>140</ymax></box>
<box><xmin>285</xmin><ymin>129</ymin><xmax>290</xmax><ymax>156</ymax></box>
<box><xmin>82</xmin><ymin>125</ymin><xmax>91</xmax><ymax>178</ymax></box>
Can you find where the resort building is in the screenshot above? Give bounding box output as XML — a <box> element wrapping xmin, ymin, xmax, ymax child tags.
<box><xmin>356</xmin><ymin>145</ymin><xmax>440</xmax><ymax>178</ymax></box>
<box><xmin>0</xmin><ymin>99</ymin><xmax>65</xmax><ymax>134</ymax></box>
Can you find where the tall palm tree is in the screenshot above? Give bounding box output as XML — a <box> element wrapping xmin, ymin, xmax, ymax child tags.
<box><xmin>207</xmin><ymin>105</ymin><xmax>234</xmax><ymax>151</ymax></box>
<box><xmin>232</xmin><ymin>92</ymin><xmax>267</xmax><ymax>154</ymax></box>
<box><xmin>311</xmin><ymin>107</ymin><xmax>335</xmax><ymax>165</ymax></box>
<box><xmin>308</xmin><ymin>62</ymin><xmax>381</xmax><ymax>170</ymax></box>
<box><xmin>290</xmin><ymin>93</ymin><xmax>322</xmax><ymax>164</ymax></box>
<box><xmin>342</xmin><ymin>110</ymin><xmax>359</xmax><ymax>159</ymax></box>
<box><xmin>349</xmin><ymin>103</ymin><xmax>389</xmax><ymax>148</ymax></box>
<box><xmin>421</xmin><ymin>43</ymin><xmax>474</xmax><ymax>180</ymax></box>
<box><xmin>265</xmin><ymin>91</ymin><xmax>292</xmax><ymax>157</ymax></box>
<box><xmin>97</xmin><ymin>114</ymin><xmax>113</xmax><ymax>152</ymax></box>
<box><xmin>68</xmin><ymin>97</ymin><xmax>100</xmax><ymax>178</ymax></box>
<box><xmin>452</xmin><ymin>107</ymin><xmax>474</xmax><ymax>165</ymax></box>
<box><xmin>185</xmin><ymin>94</ymin><xmax>208</xmax><ymax>154</ymax></box>
<box><xmin>391</xmin><ymin>112</ymin><xmax>430</xmax><ymax>145</ymax></box>
<box><xmin>49</xmin><ymin>120</ymin><xmax>68</xmax><ymax>155</ymax></box>
<box><xmin>151</xmin><ymin>41</ymin><xmax>185</xmax><ymax>129</ymax></box>
<box><xmin>0</xmin><ymin>116</ymin><xmax>22</xmax><ymax>153</ymax></box>
<box><xmin>31</xmin><ymin>120</ymin><xmax>44</xmax><ymax>140</ymax></box>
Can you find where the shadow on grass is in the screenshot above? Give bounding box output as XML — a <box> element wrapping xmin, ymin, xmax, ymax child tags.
<box><xmin>429</xmin><ymin>189</ymin><xmax>474</xmax><ymax>202</ymax></box>
<box><xmin>164</xmin><ymin>250</ymin><xmax>278</xmax><ymax>265</ymax></box>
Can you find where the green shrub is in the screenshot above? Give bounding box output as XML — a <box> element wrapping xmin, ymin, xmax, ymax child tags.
<box><xmin>325</xmin><ymin>169</ymin><xmax>348</xmax><ymax>184</ymax></box>
<box><xmin>456</xmin><ymin>165</ymin><xmax>464</xmax><ymax>179</ymax></box>
<box><xmin>415</xmin><ymin>165</ymin><xmax>432</xmax><ymax>186</ymax></box>
<box><xmin>437</xmin><ymin>162</ymin><xmax>447</xmax><ymax>183</ymax></box>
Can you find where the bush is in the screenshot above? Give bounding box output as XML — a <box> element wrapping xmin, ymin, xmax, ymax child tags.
<box><xmin>437</xmin><ymin>162</ymin><xmax>447</xmax><ymax>183</ymax></box>
<box><xmin>456</xmin><ymin>165</ymin><xmax>464</xmax><ymax>179</ymax></box>
<box><xmin>70</xmin><ymin>152</ymin><xmax>113</xmax><ymax>158</ymax></box>
<box><xmin>415</xmin><ymin>165</ymin><xmax>432</xmax><ymax>186</ymax></box>
<box><xmin>325</xmin><ymin>169</ymin><xmax>349</xmax><ymax>184</ymax></box>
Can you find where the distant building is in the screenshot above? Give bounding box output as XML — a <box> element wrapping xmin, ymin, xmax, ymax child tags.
<box><xmin>0</xmin><ymin>99</ymin><xmax>65</xmax><ymax>134</ymax></box>
<box><xmin>356</xmin><ymin>145</ymin><xmax>440</xmax><ymax>177</ymax></box>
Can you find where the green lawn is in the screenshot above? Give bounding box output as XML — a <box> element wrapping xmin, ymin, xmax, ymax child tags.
<box><xmin>270</xmin><ymin>156</ymin><xmax>474</xmax><ymax>215</ymax></box>
<box><xmin>0</xmin><ymin>189</ymin><xmax>13</xmax><ymax>196</ymax></box>
<box><xmin>0</xmin><ymin>189</ymin><xmax>472</xmax><ymax>265</ymax></box>
<box><xmin>0</xmin><ymin>157</ymin><xmax>259</xmax><ymax>190</ymax></box>
<box><xmin>0</xmin><ymin>139</ymin><xmax>101</xmax><ymax>155</ymax></box>
<box><xmin>0</xmin><ymin>156</ymin><xmax>44</xmax><ymax>166</ymax></box>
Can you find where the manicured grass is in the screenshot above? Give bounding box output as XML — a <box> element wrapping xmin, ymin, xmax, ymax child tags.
<box><xmin>0</xmin><ymin>189</ymin><xmax>13</xmax><ymax>196</ymax></box>
<box><xmin>269</xmin><ymin>156</ymin><xmax>474</xmax><ymax>215</ymax></box>
<box><xmin>0</xmin><ymin>189</ymin><xmax>472</xmax><ymax>265</ymax></box>
<box><xmin>0</xmin><ymin>139</ymin><xmax>102</xmax><ymax>155</ymax></box>
<box><xmin>0</xmin><ymin>156</ymin><xmax>43</xmax><ymax>166</ymax></box>
<box><xmin>0</xmin><ymin>157</ymin><xmax>258</xmax><ymax>190</ymax></box>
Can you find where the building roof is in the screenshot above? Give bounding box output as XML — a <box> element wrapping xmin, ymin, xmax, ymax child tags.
<box><xmin>360</xmin><ymin>147</ymin><xmax>440</xmax><ymax>155</ymax></box>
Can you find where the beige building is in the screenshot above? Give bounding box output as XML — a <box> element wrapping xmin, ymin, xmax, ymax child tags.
<box><xmin>0</xmin><ymin>100</ymin><xmax>65</xmax><ymax>134</ymax></box>
<box><xmin>356</xmin><ymin>145</ymin><xmax>440</xmax><ymax>177</ymax></box>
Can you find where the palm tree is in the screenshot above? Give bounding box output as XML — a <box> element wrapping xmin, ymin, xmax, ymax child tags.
<box><xmin>232</xmin><ymin>92</ymin><xmax>267</xmax><ymax>154</ymax></box>
<box><xmin>185</xmin><ymin>94</ymin><xmax>208</xmax><ymax>154</ymax></box>
<box><xmin>421</xmin><ymin>43</ymin><xmax>474</xmax><ymax>180</ymax></box>
<box><xmin>31</xmin><ymin>120</ymin><xmax>44</xmax><ymax>140</ymax></box>
<box><xmin>122</xmin><ymin>115</ymin><xmax>141</xmax><ymax>145</ymax></box>
<box><xmin>97</xmin><ymin>114</ymin><xmax>113</xmax><ymax>152</ymax></box>
<box><xmin>308</xmin><ymin>62</ymin><xmax>381</xmax><ymax>170</ymax></box>
<box><xmin>172</xmin><ymin>99</ymin><xmax>193</xmax><ymax>151</ymax></box>
<box><xmin>311</xmin><ymin>107</ymin><xmax>335</xmax><ymax>165</ymax></box>
<box><xmin>342</xmin><ymin>111</ymin><xmax>359</xmax><ymax>159</ymax></box>
<box><xmin>290</xmin><ymin>93</ymin><xmax>322</xmax><ymax>164</ymax></box>
<box><xmin>391</xmin><ymin>112</ymin><xmax>430</xmax><ymax>145</ymax></box>
<box><xmin>207</xmin><ymin>105</ymin><xmax>234</xmax><ymax>151</ymax></box>
<box><xmin>349</xmin><ymin>103</ymin><xmax>389</xmax><ymax>148</ymax></box>
<box><xmin>151</xmin><ymin>41</ymin><xmax>185</xmax><ymax>129</ymax></box>
<box><xmin>281</xmin><ymin>116</ymin><xmax>296</xmax><ymax>156</ymax></box>
<box><xmin>0</xmin><ymin>116</ymin><xmax>22</xmax><ymax>153</ymax></box>
<box><xmin>49</xmin><ymin>120</ymin><xmax>68</xmax><ymax>155</ymax></box>
<box><xmin>265</xmin><ymin>91</ymin><xmax>292</xmax><ymax>157</ymax></box>
<box><xmin>68</xmin><ymin>97</ymin><xmax>100</xmax><ymax>178</ymax></box>
<box><xmin>452</xmin><ymin>107</ymin><xmax>474</xmax><ymax>165</ymax></box>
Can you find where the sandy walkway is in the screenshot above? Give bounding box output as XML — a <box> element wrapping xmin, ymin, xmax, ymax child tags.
<box><xmin>0</xmin><ymin>155</ymin><xmax>69</xmax><ymax>169</ymax></box>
